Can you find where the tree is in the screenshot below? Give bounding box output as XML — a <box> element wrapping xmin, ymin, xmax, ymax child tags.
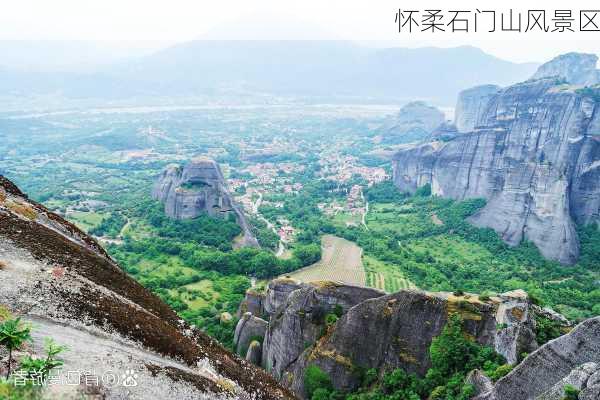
<box><xmin>0</xmin><ymin>318</ymin><xmax>32</xmax><ymax>378</ymax></box>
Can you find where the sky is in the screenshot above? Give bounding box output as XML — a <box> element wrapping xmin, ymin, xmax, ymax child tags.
<box><xmin>1</xmin><ymin>0</ymin><xmax>600</xmax><ymax>64</ymax></box>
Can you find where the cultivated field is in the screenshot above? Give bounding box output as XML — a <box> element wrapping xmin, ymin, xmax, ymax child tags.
<box><xmin>286</xmin><ymin>235</ymin><xmax>366</xmax><ymax>286</ymax></box>
<box><xmin>363</xmin><ymin>255</ymin><xmax>415</xmax><ymax>293</ymax></box>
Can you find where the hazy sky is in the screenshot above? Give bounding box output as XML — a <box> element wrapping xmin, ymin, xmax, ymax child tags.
<box><xmin>2</xmin><ymin>0</ymin><xmax>600</xmax><ymax>63</ymax></box>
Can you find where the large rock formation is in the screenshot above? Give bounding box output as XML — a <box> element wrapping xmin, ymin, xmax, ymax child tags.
<box><xmin>531</xmin><ymin>52</ymin><xmax>599</xmax><ymax>86</ymax></box>
<box><xmin>380</xmin><ymin>101</ymin><xmax>446</xmax><ymax>142</ymax></box>
<box><xmin>454</xmin><ymin>84</ymin><xmax>501</xmax><ymax>132</ymax></box>
<box><xmin>474</xmin><ymin>317</ymin><xmax>600</xmax><ymax>400</ymax></box>
<box><xmin>152</xmin><ymin>157</ymin><xmax>258</xmax><ymax>247</ymax></box>
<box><xmin>0</xmin><ymin>175</ymin><xmax>295</xmax><ymax>400</ymax></box>
<box><xmin>393</xmin><ymin>54</ymin><xmax>600</xmax><ymax>264</ymax></box>
<box><xmin>233</xmin><ymin>312</ymin><xmax>268</xmax><ymax>359</ymax></box>
<box><xmin>236</xmin><ymin>278</ymin><xmax>567</xmax><ymax>399</ymax></box>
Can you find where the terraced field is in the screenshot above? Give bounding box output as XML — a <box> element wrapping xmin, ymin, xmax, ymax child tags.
<box><xmin>286</xmin><ymin>235</ymin><xmax>366</xmax><ymax>286</ymax></box>
<box><xmin>363</xmin><ymin>255</ymin><xmax>415</xmax><ymax>293</ymax></box>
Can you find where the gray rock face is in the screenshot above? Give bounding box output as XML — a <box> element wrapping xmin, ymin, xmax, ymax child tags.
<box><xmin>475</xmin><ymin>317</ymin><xmax>600</xmax><ymax>400</ymax></box>
<box><xmin>261</xmin><ymin>282</ymin><xmax>385</xmax><ymax>382</ymax></box>
<box><xmin>454</xmin><ymin>84</ymin><xmax>501</xmax><ymax>132</ymax></box>
<box><xmin>536</xmin><ymin>362</ymin><xmax>599</xmax><ymax>400</ymax></box>
<box><xmin>287</xmin><ymin>289</ymin><xmax>543</xmax><ymax>396</ymax></box>
<box><xmin>152</xmin><ymin>157</ymin><xmax>258</xmax><ymax>247</ymax></box>
<box><xmin>237</xmin><ymin>289</ymin><xmax>266</xmax><ymax>318</ymax></box>
<box><xmin>381</xmin><ymin>101</ymin><xmax>446</xmax><ymax>141</ymax></box>
<box><xmin>532</xmin><ymin>52</ymin><xmax>599</xmax><ymax>86</ymax></box>
<box><xmin>234</xmin><ymin>312</ymin><xmax>268</xmax><ymax>358</ymax></box>
<box><xmin>263</xmin><ymin>278</ymin><xmax>305</xmax><ymax>315</ymax></box>
<box><xmin>467</xmin><ymin>370</ymin><xmax>494</xmax><ymax>396</ymax></box>
<box><xmin>393</xmin><ymin>77</ymin><xmax>600</xmax><ymax>264</ymax></box>
<box><xmin>255</xmin><ymin>279</ymin><xmax>561</xmax><ymax>399</ymax></box>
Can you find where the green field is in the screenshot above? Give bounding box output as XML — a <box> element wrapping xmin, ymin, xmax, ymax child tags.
<box><xmin>67</xmin><ymin>211</ymin><xmax>106</xmax><ymax>231</ymax></box>
<box><xmin>363</xmin><ymin>255</ymin><xmax>414</xmax><ymax>293</ymax></box>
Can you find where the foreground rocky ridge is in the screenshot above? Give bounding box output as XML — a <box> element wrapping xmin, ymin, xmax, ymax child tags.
<box><xmin>474</xmin><ymin>317</ymin><xmax>600</xmax><ymax>400</ymax></box>
<box><xmin>0</xmin><ymin>175</ymin><xmax>295</xmax><ymax>400</ymax></box>
<box><xmin>235</xmin><ymin>278</ymin><xmax>583</xmax><ymax>399</ymax></box>
<box><xmin>152</xmin><ymin>157</ymin><xmax>258</xmax><ymax>247</ymax></box>
<box><xmin>393</xmin><ymin>53</ymin><xmax>600</xmax><ymax>264</ymax></box>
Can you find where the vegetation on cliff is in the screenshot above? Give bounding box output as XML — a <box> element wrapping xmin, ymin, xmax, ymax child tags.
<box><xmin>304</xmin><ymin>315</ymin><xmax>509</xmax><ymax>400</ymax></box>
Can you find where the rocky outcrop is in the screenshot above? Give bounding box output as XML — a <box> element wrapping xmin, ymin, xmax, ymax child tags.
<box><xmin>261</xmin><ymin>281</ymin><xmax>385</xmax><ymax>382</ymax></box>
<box><xmin>0</xmin><ymin>175</ymin><xmax>295</xmax><ymax>400</ymax></box>
<box><xmin>152</xmin><ymin>157</ymin><xmax>258</xmax><ymax>247</ymax></box>
<box><xmin>263</xmin><ymin>278</ymin><xmax>305</xmax><ymax>315</ymax></box>
<box><xmin>532</xmin><ymin>52</ymin><xmax>599</xmax><ymax>86</ymax></box>
<box><xmin>234</xmin><ymin>312</ymin><xmax>268</xmax><ymax>358</ymax></box>
<box><xmin>242</xmin><ymin>278</ymin><xmax>567</xmax><ymax>399</ymax></box>
<box><xmin>474</xmin><ymin>317</ymin><xmax>600</xmax><ymax>400</ymax></box>
<box><xmin>380</xmin><ymin>101</ymin><xmax>445</xmax><ymax>142</ymax></box>
<box><xmin>287</xmin><ymin>289</ymin><xmax>545</xmax><ymax>396</ymax></box>
<box><xmin>454</xmin><ymin>84</ymin><xmax>501</xmax><ymax>132</ymax></box>
<box><xmin>246</xmin><ymin>341</ymin><xmax>263</xmax><ymax>366</ymax></box>
<box><xmin>393</xmin><ymin>72</ymin><xmax>600</xmax><ymax>264</ymax></box>
<box><xmin>237</xmin><ymin>289</ymin><xmax>266</xmax><ymax>318</ymax></box>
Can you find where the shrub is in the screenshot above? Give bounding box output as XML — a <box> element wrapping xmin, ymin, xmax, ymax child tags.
<box><xmin>0</xmin><ymin>318</ymin><xmax>32</xmax><ymax>378</ymax></box>
<box><xmin>325</xmin><ymin>313</ymin><xmax>338</xmax><ymax>326</ymax></box>
<box><xmin>415</xmin><ymin>183</ymin><xmax>432</xmax><ymax>197</ymax></box>
<box><xmin>304</xmin><ymin>365</ymin><xmax>332</xmax><ymax>398</ymax></box>
<box><xmin>563</xmin><ymin>384</ymin><xmax>580</xmax><ymax>400</ymax></box>
<box><xmin>487</xmin><ymin>364</ymin><xmax>513</xmax><ymax>382</ymax></box>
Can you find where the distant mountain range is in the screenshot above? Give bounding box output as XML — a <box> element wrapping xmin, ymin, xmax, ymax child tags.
<box><xmin>0</xmin><ymin>41</ymin><xmax>539</xmax><ymax>106</ymax></box>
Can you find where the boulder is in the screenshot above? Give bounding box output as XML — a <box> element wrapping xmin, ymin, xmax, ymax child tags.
<box><xmin>263</xmin><ymin>278</ymin><xmax>304</xmax><ymax>315</ymax></box>
<box><xmin>467</xmin><ymin>370</ymin><xmax>494</xmax><ymax>397</ymax></box>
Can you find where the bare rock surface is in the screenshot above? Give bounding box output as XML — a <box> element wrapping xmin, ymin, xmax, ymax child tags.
<box><xmin>475</xmin><ymin>317</ymin><xmax>600</xmax><ymax>400</ymax></box>
<box><xmin>532</xmin><ymin>52</ymin><xmax>599</xmax><ymax>86</ymax></box>
<box><xmin>393</xmin><ymin>66</ymin><xmax>600</xmax><ymax>264</ymax></box>
<box><xmin>454</xmin><ymin>84</ymin><xmax>501</xmax><ymax>132</ymax></box>
<box><xmin>234</xmin><ymin>312</ymin><xmax>268</xmax><ymax>358</ymax></box>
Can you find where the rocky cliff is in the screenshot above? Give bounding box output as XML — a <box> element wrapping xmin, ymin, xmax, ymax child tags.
<box><xmin>473</xmin><ymin>317</ymin><xmax>600</xmax><ymax>400</ymax></box>
<box><xmin>454</xmin><ymin>84</ymin><xmax>501</xmax><ymax>132</ymax></box>
<box><xmin>531</xmin><ymin>52</ymin><xmax>599</xmax><ymax>86</ymax></box>
<box><xmin>0</xmin><ymin>175</ymin><xmax>294</xmax><ymax>400</ymax></box>
<box><xmin>152</xmin><ymin>157</ymin><xmax>258</xmax><ymax>247</ymax></box>
<box><xmin>393</xmin><ymin>53</ymin><xmax>600</xmax><ymax>264</ymax></box>
<box><xmin>235</xmin><ymin>279</ymin><xmax>570</xmax><ymax>398</ymax></box>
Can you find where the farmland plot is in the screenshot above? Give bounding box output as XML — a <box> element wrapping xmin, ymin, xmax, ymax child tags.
<box><xmin>286</xmin><ymin>235</ymin><xmax>366</xmax><ymax>286</ymax></box>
